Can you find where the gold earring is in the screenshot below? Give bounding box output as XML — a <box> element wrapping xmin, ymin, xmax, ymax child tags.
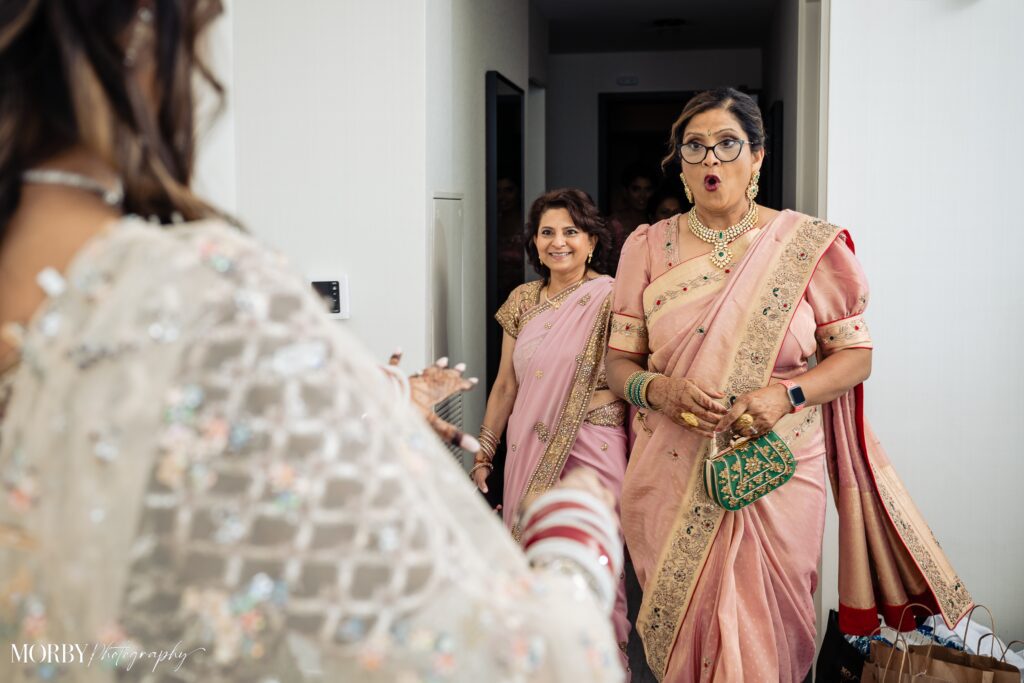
<box><xmin>746</xmin><ymin>171</ymin><xmax>760</xmax><ymax>201</ymax></box>
<box><xmin>587</xmin><ymin>250</ymin><xmax>593</xmax><ymax>264</ymax></box>
<box><xmin>680</xmin><ymin>173</ymin><xmax>693</xmax><ymax>204</ymax></box>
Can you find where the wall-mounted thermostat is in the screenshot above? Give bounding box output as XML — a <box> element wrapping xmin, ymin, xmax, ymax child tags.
<box><xmin>310</xmin><ymin>274</ymin><xmax>350</xmax><ymax>320</ymax></box>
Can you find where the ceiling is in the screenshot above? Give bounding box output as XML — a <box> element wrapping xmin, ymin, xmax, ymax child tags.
<box><xmin>534</xmin><ymin>0</ymin><xmax>778</xmax><ymax>53</ymax></box>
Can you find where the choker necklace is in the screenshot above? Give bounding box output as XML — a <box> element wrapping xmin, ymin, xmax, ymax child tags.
<box><xmin>543</xmin><ymin>273</ymin><xmax>588</xmax><ymax>309</ymax></box>
<box><xmin>21</xmin><ymin>169</ymin><xmax>124</xmax><ymax>208</ymax></box>
<box><xmin>687</xmin><ymin>200</ymin><xmax>759</xmax><ymax>269</ymax></box>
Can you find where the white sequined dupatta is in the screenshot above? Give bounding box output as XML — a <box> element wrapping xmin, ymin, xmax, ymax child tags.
<box><xmin>0</xmin><ymin>218</ymin><xmax>623</xmax><ymax>682</ymax></box>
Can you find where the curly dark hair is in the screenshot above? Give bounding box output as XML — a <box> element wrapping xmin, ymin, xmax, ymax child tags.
<box><xmin>524</xmin><ymin>188</ymin><xmax>612</xmax><ymax>282</ymax></box>
<box><xmin>661</xmin><ymin>88</ymin><xmax>766</xmax><ymax>172</ymax></box>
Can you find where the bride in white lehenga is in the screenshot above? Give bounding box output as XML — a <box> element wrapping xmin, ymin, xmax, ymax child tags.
<box><xmin>0</xmin><ymin>2</ymin><xmax>625</xmax><ymax>681</ymax></box>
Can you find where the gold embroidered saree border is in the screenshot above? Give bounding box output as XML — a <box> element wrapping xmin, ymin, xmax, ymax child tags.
<box><xmin>642</xmin><ymin>227</ymin><xmax>762</xmax><ymax>331</ymax></box>
<box><xmin>609</xmin><ymin>313</ymin><xmax>649</xmax><ymax>354</ymax></box>
<box><xmin>817</xmin><ymin>315</ymin><xmax>872</xmax><ymax>356</ymax></box>
<box><xmin>511</xmin><ymin>294</ymin><xmax>614</xmax><ymax>541</ymax></box>
<box><xmin>871</xmin><ymin>463</ymin><xmax>972</xmax><ymax>624</ymax></box>
<box><xmin>637</xmin><ymin>219</ymin><xmax>841</xmax><ymax>680</ymax></box>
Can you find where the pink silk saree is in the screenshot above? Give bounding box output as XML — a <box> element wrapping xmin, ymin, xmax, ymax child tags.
<box><xmin>609</xmin><ymin>210</ymin><xmax>972</xmax><ymax>682</ymax></box>
<box><xmin>495</xmin><ymin>275</ymin><xmax>631</xmax><ymax>658</ymax></box>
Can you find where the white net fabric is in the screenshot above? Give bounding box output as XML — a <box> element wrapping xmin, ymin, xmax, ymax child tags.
<box><xmin>0</xmin><ymin>219</ymin><xmax>623</xmax><ymax>682</ymax></box>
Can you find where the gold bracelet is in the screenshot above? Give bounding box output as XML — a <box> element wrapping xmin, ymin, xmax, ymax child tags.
<box><xmin>478</xmin><ymin>442</ymin><xmax>497</xmax><ymax>461</ymax></box>
<box><xmin>469</xmin><ymin>461</ymin><xmax>493</xmax><ymax>478</ymax></box>
<box><xmin>479</xmin><ymin>425</ymin><xmax>501</xmax><ymax>444</ymax></box>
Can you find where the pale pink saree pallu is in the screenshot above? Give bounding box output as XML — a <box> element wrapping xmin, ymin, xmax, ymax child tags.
<box><xmin>610</xmin><ymin>211</ymin><xmax>972</xmax><ymax>682</ymax></box>
<box><xmin>495</xmin><ymin>275</ymin><xmax>632</xmax><ymax>662</ymax></box>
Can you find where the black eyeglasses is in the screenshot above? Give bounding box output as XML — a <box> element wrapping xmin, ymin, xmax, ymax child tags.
<box><xmin>679</xmin><ymin>139</ymin><xmax>749</xmax><ymax>164</ymax></box>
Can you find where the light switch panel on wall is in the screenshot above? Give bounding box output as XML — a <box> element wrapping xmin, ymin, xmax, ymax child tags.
<box><xmin>310</xmin><ymin>274</ymin><xmax>350</xmax><ymax>320</ymax></box>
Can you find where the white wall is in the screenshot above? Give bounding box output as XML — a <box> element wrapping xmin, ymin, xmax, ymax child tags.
<box><xmin>426</xmin><ymin>0</ymin><xmax>531</xmax><ymax>436</ymax></box>
<box><xmin>826</xmin><ymin>0</ymin><xmax>1024</xmax><ymax>637</ymax></box>
<box><xmin>546</xmin><ymin>49</ymin><xmax>762</xmax><ymax>197</ymax></box>
<box><xmin>192</xmin><ymin>0</ymin><xmax>236</xmax><ymax>215</ymax></box>
<box><xmin>231</xmin><ymin>1</ymin><xmax>429</xmax><ymax>368</ymax></box>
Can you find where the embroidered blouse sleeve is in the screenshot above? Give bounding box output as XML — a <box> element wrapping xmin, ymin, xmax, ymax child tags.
<box><xmin>609</xmin><ymin>225</ymin><xmax>651</xmax><ymax>355</ymax></box>
<box><xmin>805</xmin><ymin>232</ymin><xmax>873</xmax><ymax>356</ymax></box>
<box><xmin>112</xmin><ymin>227</ymin><xmax>623</xmax><ymax>682</ymax></box>
<box><xmin>495</xmin><ymin>285</ymin><xmax>526</xmax><ymax>338</ymax></box>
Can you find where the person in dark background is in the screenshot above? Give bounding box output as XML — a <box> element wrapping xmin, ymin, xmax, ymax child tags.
<box><xmin>608</xmin><ymin>164</ymin><xmax>657</xmax><ymax>274</ymax></box>
<box><xmin>646</xmin><ymin>184</ymin><xmax>686</xmax><ymax>224</ymax></box>
<box><xmin>496</xmin><ymin>174</ymin><xmax>526</xmax><ymax>302</ymax></box>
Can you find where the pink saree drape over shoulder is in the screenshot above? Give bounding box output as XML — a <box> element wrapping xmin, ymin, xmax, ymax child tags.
<box><xmin>495</xmin><ymin>275</ymin><xmax>631</xmax><ymax>659</ymax></box>
<box><xmin>609</xmin><ymin>211</ymin><xmax>971</xmax><ymax>682</ymax></box>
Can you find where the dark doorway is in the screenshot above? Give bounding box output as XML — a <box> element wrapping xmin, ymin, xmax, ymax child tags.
<box><xmin>598</xmin><ymin>91</ymin><xmax>697</xmax><ymax>216</ymax></box>
<box><xmin>484</xmin><ymin>70</ymin><xmax>524</xmax><ymax>510</ymax></box>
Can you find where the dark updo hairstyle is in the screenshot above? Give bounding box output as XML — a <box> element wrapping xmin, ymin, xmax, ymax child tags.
<box><xmin>0</xmin><ymin>0</ymin><xmax>228</xmax><ymax>244</ymax></box>
<box><xmin>661</xmin><ymin>88</ymin><xmax>766</xmax><ymax>172</ymax></box>
<box><xmin>524</xmin><ymin>188</ymin><xmax>612</xmax><ymax>282</ymax></box>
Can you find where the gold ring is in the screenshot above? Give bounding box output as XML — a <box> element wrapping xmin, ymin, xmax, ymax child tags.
<box><xmin>735</xmin><ymin>413</ymin><xmax>754</xmax><ymax>431</ymax></box>
<box><xmin>679</xmin><ymin>412</ymin><xmax>699</xmax><ymax>428</ymax></box>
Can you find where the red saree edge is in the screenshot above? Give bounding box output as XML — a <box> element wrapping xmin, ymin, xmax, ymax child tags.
<box><xmin>838</xmin><ymin>604</ymin><xmax>880</xmax><ymax>635</ymax></box>
<box><xmin>607</xmin><ymin>344</ymin><xmax>645</xmax><ymax>355</ymax></box>
<box><xmin>838</xmin><ymin>595</ymin><xmax>939</xmax><ymax>635</ymax></box>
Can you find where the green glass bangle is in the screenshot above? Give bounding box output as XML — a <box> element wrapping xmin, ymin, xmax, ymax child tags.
<box><xmin>625</xmin><ymin>370</ymin><xmax>657</xmax><ymax>409</ymax></box>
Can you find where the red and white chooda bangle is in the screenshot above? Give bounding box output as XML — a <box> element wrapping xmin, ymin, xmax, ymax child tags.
<box><xmin>519</xmin><ymin>488</ymin><xmax>622</xmax><ymax>612</ymax></box>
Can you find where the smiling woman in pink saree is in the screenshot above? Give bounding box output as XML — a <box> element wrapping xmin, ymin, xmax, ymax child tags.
<box><xmin>475</xmin><ymin>188</ymin><xmax>632</xmax><ymax>669</ymax></box>
<box><xmin>606</xmin><ymin>89</ymin><xmax>972</xmax><ymax>682</ymax></box>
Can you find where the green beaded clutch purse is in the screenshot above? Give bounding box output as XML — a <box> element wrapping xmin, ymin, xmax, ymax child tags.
<box><xmin>703</xmin><ymin>431</ymin><xmax>797</xmax><ymax>511</ymax></box>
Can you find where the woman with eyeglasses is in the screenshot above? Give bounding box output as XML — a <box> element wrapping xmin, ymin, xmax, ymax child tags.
<box><xmin>605</xmin><ymin>88</ymin><xmax>971</xmax><ymax>681</ymax></box>
<box><xmin>0</xmin><ymin>1</ymin><xmax>626</xmax><ymax>680</ymax></box>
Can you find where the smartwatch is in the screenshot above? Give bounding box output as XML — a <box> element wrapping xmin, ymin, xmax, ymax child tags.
<box><xmin>778</xmin><ymin>379</ymin><xmax>806</xmax><ymax>413</ymax></box>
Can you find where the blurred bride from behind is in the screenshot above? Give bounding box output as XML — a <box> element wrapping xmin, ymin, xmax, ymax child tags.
<box><xmin>0</xmin><ymin>1</ymin><xmax>625</xmax><ymax>680</ymax></box>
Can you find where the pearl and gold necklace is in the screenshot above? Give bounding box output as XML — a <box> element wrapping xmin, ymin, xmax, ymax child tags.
<box><xmin>687</xmin><ymin>200</ymin><xmax>759</xmax><ymax>269</ymax></box>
